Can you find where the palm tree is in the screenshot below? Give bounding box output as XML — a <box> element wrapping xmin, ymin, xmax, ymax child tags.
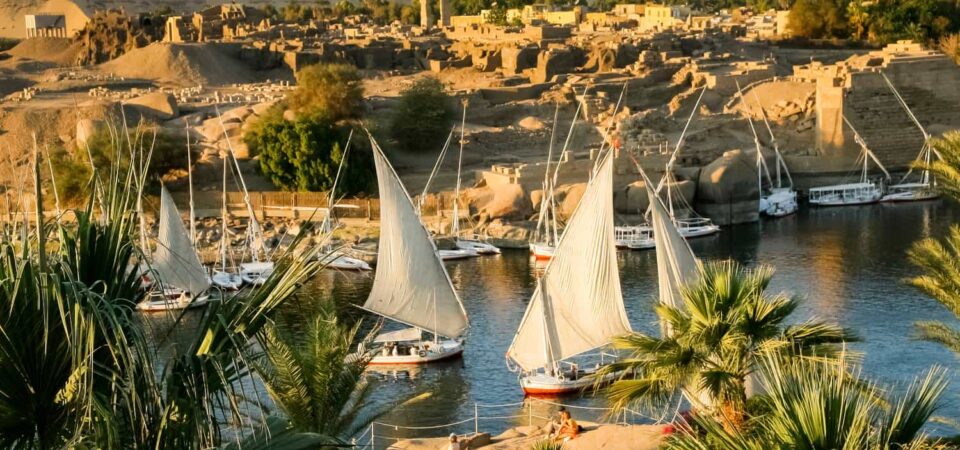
<box><xmin>665</xmin><ymin>352</ymin><xmax>948</xmax><ymax>450</ymax></box>
<box><xmin>257</xmin><ymin>309</ymin><xmax>380</xmax><ymax>441</ymax></box>
<box><xmin>908</xmin><ymin>132</ymin><xmax>960</xmax><ymax>355</ymax></box>
<box><xmin>598</xmin><ymin>260</ymin><xmax>857</xmax><ymax>427</ymax></box>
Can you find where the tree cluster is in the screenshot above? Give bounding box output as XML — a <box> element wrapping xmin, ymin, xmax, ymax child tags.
<box><xmin>245</xmin><ymin>63</ymin><xmax>373</xmax><ymax>195</ymax></box>
<box><xmin>388</xmin><ymin>77</ymin><xmax>455</xmax><ymax>153</ymax></box>
<box><xmin>789</xmin><ymin>0</ymin><xmax>959</xmax><ymax>44</ymax></box>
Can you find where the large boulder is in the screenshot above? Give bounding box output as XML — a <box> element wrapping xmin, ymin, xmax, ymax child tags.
<box><xmin>125</xmin><ymin>92</ymin><xmax>178</xmax><ymax>120</ymax></box>
<box><xmin>613</xmin><ymin>179</ymin><xmax>697</xmax><ymax>215</ymax></box>
<box><xmin>557</xmin><ymin>182</ymin><xmax>587</xmax><ymax>219</ymax></box>
<box><xmin>467</xmin><ymin>184</ymin><xmax>533</xmax><ymax>221</ymax></box>
<box><xmin>695</xmin><ymin>150</ymin><xmax>759</xmax><ymax>225</ymax></box>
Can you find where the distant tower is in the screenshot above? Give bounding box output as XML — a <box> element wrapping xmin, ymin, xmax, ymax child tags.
<box><xmin>439</xmin><ymin>0</ymin><xmax>451</xmax><ymax>27</ymax></box>
<box><xmin>421</xmin><ymin>0</ymin><xmax>432</xmax><ymax>29</ymax></box>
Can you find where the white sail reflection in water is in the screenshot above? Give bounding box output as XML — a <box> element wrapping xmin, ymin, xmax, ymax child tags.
<box><xmin>508</xmin><ymin>153</ymin><xmax>631</xmax><ymax>372</ymax></box>
<box><xmin>362</xmin><ymin>134</ymin><xmax>469</xmax><ymax>339</ymax></box>
<box><xmin>153</xmin><ymin>185</ymin><xmax>211</xmax><ymax>295</ymax></box>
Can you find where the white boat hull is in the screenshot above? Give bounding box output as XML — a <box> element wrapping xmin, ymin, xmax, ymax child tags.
<box><xmin>809</xmin><ymin>182</ymin><xmax>882</xmax><ymax>206</ymax></box>
<box><xmin>137</xmin><ymin>291</ymin><xmax>212</xmax><ymax>312</ymax></box>
<box><xmin>529</xmin><ymin>242</ymin><xmax>555</xmax><ymax>260</ymax></box>
<box><xmin>324</xmin><ymin>254</ymin><xmax>372</xmax><ymax>271</ymax></box>
<box><xmin>520</xmin><ymin>366</ymin><xmax>623</xmax><ymax>395</ymax></box>
<box><xmin>437</xmin><ymin>248</ymin><xmax>479</xmax><ymax>261</ymax></box>
<box><xmin>211</xmin><ymin>271</ymin><xmax>243</xmax><ymax>290</ymax></box>
<box><xmin>368</xmin><ymin>339</ymin><xmax>464</xmax><ymax>365</ymax></box>
<box><xmin>761</xmin><ymin>188</ymin><xmax>799</xmax><ymax>217</ymax></box>
<box><xmin>240</xmin><ymin>261</ymin><xmax>275</xmax><ymax>286</ymax></box>
<box><xmin>881</xmin><ymin>187</ymin><xmax>939</xmax><ymax>203</ymax></box>
<box><xmin>455</xmin><ymin>239</ymin><xmax>501</xmax><ymax>255</ymax></box>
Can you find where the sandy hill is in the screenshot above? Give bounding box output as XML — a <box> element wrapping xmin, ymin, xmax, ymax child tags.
<box><xmin>98</xmin><ymin>42</ymin><xmax>257</xmax><ymax>87</ymax></box>
<box><xmin>4</xmin><ymin>36</ymin><xmax>80</xmax><ymax>65</ymax></box>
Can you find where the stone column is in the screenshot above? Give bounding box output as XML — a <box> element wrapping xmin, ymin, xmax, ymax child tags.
<box><xmin>420</xmin><ymin>0</ymin><xmax>432</xmax><ymax>29</ymax></box>
<box><xmin>815</xmin><ymin>76</ymin><xmax>846</xmax><ymax>156</ymax></box>
<box><xmin>439</xmin><ymin>0</ymin><xmax>451</xmax><ymax>27</ymax></box>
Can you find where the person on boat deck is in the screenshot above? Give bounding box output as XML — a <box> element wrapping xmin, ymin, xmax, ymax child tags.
<box><xmin>554</xmin><ymin>410</ymin><xmax>579</xmax><ymax>442</ymax></box>
<box><xmin>447</xmin><ymin>433</ymin><xmax>461</xmax><ymax>450</ymax></box>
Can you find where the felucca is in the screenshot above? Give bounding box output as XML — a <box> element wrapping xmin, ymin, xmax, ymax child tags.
<box><xmin>361</xmin><ymin>133</ymin><xmax>469</xmax><ymax>365</ymax></box>
<box><xmin>211</xmin><ymin>152</ymin><xmax>243</xmax><ymax>290</ymax></box>
<box><xmin>738</xmin><ymin>81</ymin><xmax>798</xmax><ymax>217</ymax></box>
<box><xmin>652</xmin><ymin>87</ymin><xmax>719</xmax><ymax>238</ymax></box>
<box><xmin>507</xmin><ymin>152</ymin><xmax>632</xmax><ymax>395</ymax></box>
<box><xmin>529</xmin><ymin>103</ymin><xmax>564</xmax><ymax>260</ymax></box>
<box><xmin>451</xmin><ymin>101</ymin><xmax>500</xmax><ymax>255</ymax></box>
<box><xmin>138</xmin><ymin>186</ymin><xmax>213</xmax><ymax>311</ymax></box>
<box><xmin>317</xmin><ymin>130</ymin><xmax>372</xmax><ymax>271</ymax></box>
<box><xmin>809</xmin><ymin>117</ymin><xmax>891</xmax><ymax>206</ymax></box>
<box><xmin>879</xmin><ymin>71</ymin><xmax>940</xmax><ymax>203</ymax></box>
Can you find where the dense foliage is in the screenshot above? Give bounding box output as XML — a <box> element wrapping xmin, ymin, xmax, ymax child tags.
<box><xmin>665</xmin><ymin>354</ymin><xmax>948</xmax><ymax>449</ymax></box>
<box><xmin>389</xmin><ymin>77</ymin><xmax>455</xmax><ymax>153</ymax></box>
<box><xmin>597</xmin><ymin>260</ymin><xmax>856</xmax><ymax>427</ymax></box>
<box><xmin>789</xmin><ymin>0</ymin><xmax>960</xmax><ymax>44</ymax></box>
<box><xmin>246</xmin><ymin>109</ymin><xmax>373</xmax><ymax>194</ymax></box>
<box><xmin>287</xmin><ymin>63</ymin><xmax>364</xmax><ymax>120</ymax></box>
<box><xmin>0</xmin><ymin>135</ymin><xmax>357</xmax><ymax>448</ymax></box>
<box><xmin>48</xmin><ymin>125</ymin><xmax>193</xmax><ymax>204</ymax></box>
<box><xmin>248</xmin><ymin>62</ymin><xmax>373</xmax><ymax>195</ymax></box>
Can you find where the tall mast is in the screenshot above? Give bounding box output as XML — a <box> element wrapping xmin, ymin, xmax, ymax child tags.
<box><xmin>326</xmin><ymin>129</ymin><xmax>354</xmax><ymax>234</ymax></box>
<box><xmin>185</xmin><ymin>121</ymin><xmax>197</xmax><ymax>249</ymax></box>
<box><xmin>220</xmin><ymin>152</ymin><xmax>229</xmax><ymax>272</ymax></box>
<box><xmin>216</xmin><ymin>106</ymin><xmax>261</xmax><ymax>262</ymax></box>
<box><xmin>453</xmin><ymin>99</ymin><xmax>467</xmax><ymax>238</ymax></box>
<box><xmin>536</xmin><ymin>103</ymin><xmax>561</xmax><ymax>243</ymax></box>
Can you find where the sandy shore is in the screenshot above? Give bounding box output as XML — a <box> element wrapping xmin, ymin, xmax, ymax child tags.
<box><xmin>391</xmin><ymin>422</ymin><xmax>669</xmax><ymax>450</ymax></box>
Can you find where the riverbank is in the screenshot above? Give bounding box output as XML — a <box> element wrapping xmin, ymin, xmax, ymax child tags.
<box><xmin>391</xmin><ymin>422</ymin><xmax>669</xmax><ymax>450</ymax></box>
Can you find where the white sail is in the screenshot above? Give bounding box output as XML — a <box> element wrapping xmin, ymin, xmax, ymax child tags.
<box><xmin>640</xmin><ymin>169</ymin><xmax>701</xmax><ymax>310</ymax></box>
<box><xmin>154</xmin><ymin>185</ymin><xmax>211</xmax><ymax>295</ymax></box>
<box><xmin>363</xmin><ymin>135</ymin><xmax>469</xmax><ymax>339</ymax></box>
<box><xmin>508</xmin><ymin>153</ymin><xmax>631</xmax><ymax>372</ymax></box>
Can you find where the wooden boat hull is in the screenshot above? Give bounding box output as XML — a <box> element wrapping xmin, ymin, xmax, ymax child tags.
<box><xmin>529</xmin><ymin>243</ymin><xmax>555</xmax><ymax>260</ymax></box>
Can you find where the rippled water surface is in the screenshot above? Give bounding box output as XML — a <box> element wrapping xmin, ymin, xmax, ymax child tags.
<box><xmin>155</xmin><ymin>200</ymin><xmax>960</xmax><ymax>444</ymax></box>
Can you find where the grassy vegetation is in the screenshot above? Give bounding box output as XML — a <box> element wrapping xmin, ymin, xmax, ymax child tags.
<box><xmin>0</xmin><ymin>131</ymin><xmax>380</xmax><ymax>448</ymax></box>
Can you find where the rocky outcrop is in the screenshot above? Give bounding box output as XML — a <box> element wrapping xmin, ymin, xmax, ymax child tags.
<box><xmin>613</xmin><ymin>179</ymin><xmax>697</xmax><ymax>215</ymax></box>
<box><xmin>695</xmin><ymin>149</ymin><xmax>759</xmax><ymax>225</ymax></box>
<box><xmin>124</xmin><ymin>92</ymin><xmax>179</xmax><ymax>120</ymax></box>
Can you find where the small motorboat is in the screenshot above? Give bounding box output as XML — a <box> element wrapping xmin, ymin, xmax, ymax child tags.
<box><xmin>240</xmin><ymin>261</ymin><xmax>274</xmax><ymax>286</ymax></box>
<box><xmin>211</xmin><ymin>270</ymin><xmax>243</xmax><ymax>290</ymax></box>
<box><xmin>137</xmin><ymin>288</ymin><xmax>212</xmax><ymax>312</ymax></box>
<box><xmin>321</xmin><ymin>252</ymin><xmax>373</xmax><ymax>271</ymax></box>
<box><xmin>437</xmin><ymin>248</ymin><xmax>479</xmax><ymax>261</ymax></box>
<box><xmin>455</xmin><ymin>238</ymin><xmax>501</xmax><ymax>255</ymax></box>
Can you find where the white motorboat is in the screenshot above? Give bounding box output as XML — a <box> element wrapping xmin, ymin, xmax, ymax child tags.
<box><xmin>360</xmin><ymin>133</ymin><xmax>470</xmax><ymax>366</ymax></box>
<box><xmin>762</xmin><ymin>188</ymin><xmax>799</xmax><ymax>217</ymax></box>
<box><xmin>675</xmin><ymin>218</ymin><xmax>720</xmax><ymax>238</ymax></box>
<box><xmin>615</xmin><ymin>226</ymin><xmax>655</xmax><ymax>250</ymax></box>
<box><xmin>508</xmin><ymin>153</ymin><xmax>632</xmax><ymax>395</ymax></box>
<box><xmin>810</xmin><ymin>117</ymin><xmax>890</xmax><ymax>207</ymax></box>
<box><xmin>323</xmin><ymin>252</ymin><xmax>373</xmax><ymax>271</ymax></box>
<box><xmin>438</xmin><ymin>248</ymin><xmax>479</xmax><ymax>261</ymax></box>
<box><xmin>136</xmin><ymin>186</ymin><xmax>213</xmax><ymax>312</ymax></box>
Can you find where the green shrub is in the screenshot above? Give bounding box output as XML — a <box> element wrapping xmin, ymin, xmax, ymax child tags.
<box><xmin>288</xmin><ymin>63</ymin><xmax>364</xmax><ymax>121</ymax></box>
<box><xmin>389</xmin><ymin>77</ymin><xmax>454</xmax><ymax>153</ymax></box>
<box><xmin>49</xmin><ymin>125</ymin><xmax>191</xmax><ymax>204</ymax></box>
<box><xmin>246</xmin><ymin>110</ymin><xmax>373</xmax><ymax>194</ymax></box>
<box><xmin>530</xmin><ymin>439</ymin><xmax>565</xmax><ymax>450</ymax></box>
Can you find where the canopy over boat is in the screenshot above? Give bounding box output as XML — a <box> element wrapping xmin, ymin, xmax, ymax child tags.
<box><xmin>154</xmin><ymin>185</ymin><xmax>211</xmax><ymax>295</ymax></box>
<box><xmin>362</xmin><ymin>134</ymin><xmax>469</xmax><ymax>339</ymax></box>
<box><xmin>507</xmin><ymin>153</ymin><xmax>631</xmax><ymax>372</ymax></box>
<box><xmin>374</xmin><ymin>327</ymin><xmax>424</xmax><ymax>343</ymax></box>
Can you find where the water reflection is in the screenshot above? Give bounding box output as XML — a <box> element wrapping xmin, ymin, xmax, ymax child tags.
<box><xmin>143</xmin><ymin>199</ymin><xmax>960</xmax><ymax>441</ymax></box>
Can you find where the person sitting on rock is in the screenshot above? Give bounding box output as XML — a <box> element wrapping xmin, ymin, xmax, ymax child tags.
<box><xmin>554</xmin><ymin>410</ymin><xmax>579</xmax><ymax>442</ymax></box>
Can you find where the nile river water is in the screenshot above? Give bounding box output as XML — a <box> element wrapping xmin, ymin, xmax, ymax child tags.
<box><xmin>154</xmin><ymin>199</ymin><xmax>960</xmax><ymax>444</ymax></box>
<box><xmin>290</xmin><ymin>199</ymin><xmax>960</xmax><ymax>443</ymax></box>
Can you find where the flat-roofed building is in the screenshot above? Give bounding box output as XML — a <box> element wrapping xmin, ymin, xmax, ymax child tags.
<box><xmin>24</xmin><ymin>14</ymin><xmax>67</xmax><ymax>38</ymax></box>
